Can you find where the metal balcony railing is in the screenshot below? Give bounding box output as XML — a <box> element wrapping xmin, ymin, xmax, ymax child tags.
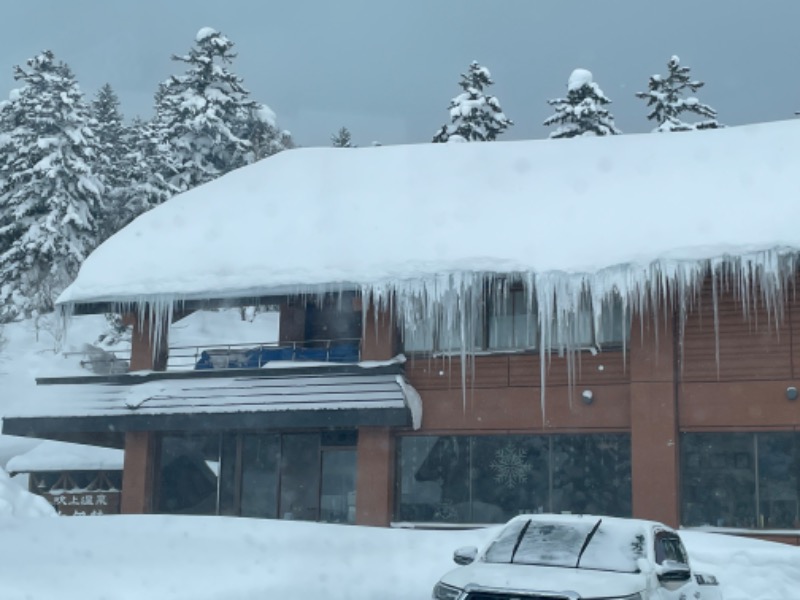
<box><xmin>64</xmin><ymin>339</ymin><xmax>363</xmax><ymax>375</ymax></box>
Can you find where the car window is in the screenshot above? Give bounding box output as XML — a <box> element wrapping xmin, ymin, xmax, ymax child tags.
<box><xmin>654</xmin><ymin>531</ymin><xmax>689</xmax><ymax>565</ymax></box>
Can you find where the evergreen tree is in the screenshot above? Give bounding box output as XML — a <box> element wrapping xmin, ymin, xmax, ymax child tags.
<box><xmin>90</xmin><ymin>83</ymin><xmax>130</xmax><ymax>239</ymax></box>
<box><xmin>636</xmin><ymin>55</ymin><xmax>721</xmax><ymax>132</ymax></box>
<box><xmin>331</xmin><ymin>126</ymin><xmax>353</xmax><ymax>148</ymax></box>
<box><xmin>153</xmin><ymin>27</ymin><xmax>290</xmax><ymax>193</ymax></box>
<box><xmin>432</xmin><ymin>61</ymin><xmax>512</xmax><ymax>142</ymax></box>
<box><xmin>544</xmin><ymin>69</ymin><xmax>621</xmax><ymax>138</ymax></box>
<box><xmin>122</xmin><ymin>116</ymin><xmax>179</xmax><ymax>222</ymax></box>
<box><xmin>0</xmin><ymin>51</ymin><xmax>103</xmax><ymax>322</ymax></box>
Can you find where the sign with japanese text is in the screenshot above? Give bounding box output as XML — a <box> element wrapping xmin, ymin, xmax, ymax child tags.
<box><xmin>43</xmin><ymin>491</ymin><xmax>121</xmax><ymax>516</ymax></box>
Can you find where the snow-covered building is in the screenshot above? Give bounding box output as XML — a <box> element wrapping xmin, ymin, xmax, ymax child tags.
<box><xmin>4</xmin><ymin>119</ymin><xmax>800</xmax><ymax>542</ymax></box>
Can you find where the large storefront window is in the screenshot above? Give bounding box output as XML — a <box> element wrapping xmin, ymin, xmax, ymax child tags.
<box><xmin>395</xmin><ymin>433</ymin><xmax>631</xmax><ymax>524</ymax></box>
<box><xmin>156</xmin><ymin>430</ymin><xmax>357</xmax><ymax>522</ymax></box>
<box><xmin>681</xmin><ymin>432</ymin><xmax>800</xmax><ymax>529</ymax></box>
<box><xmin>157</xmin><ymin>434</ymin><xmax>221</xmax><ymax>515</ymax></box>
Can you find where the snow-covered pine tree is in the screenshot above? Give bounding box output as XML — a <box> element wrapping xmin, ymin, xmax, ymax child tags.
<box><xmin>331</xmin><ymin>127</ymin><xmax>353</xmax><ymax>147</ymax></box>
<box><xmin>432</xmin><ymin>61</ymin><xmax>513</xmax><ymax>142</ymax></box>
<box><xmin>0</xmin><ymin>51</ymin><xmax>103</xmax><ymax>322</ymax></box>
<box><xmin>121</xmin><ymin>115</ymin><xmax>179</xmax><ymax>223</ymax></box>
<box><xmin>543</xmin><ymin>69</ymin><xmax>621</xmax><ymax>138</ymax></box>
<box><xmin>636</xmin><ymin>55</ymin><xmax>721</xmax><ymax>132</ymax></box>
<box><xmin>90</xmin><ymin>83</ymin><xmax>131</xmax><ymax>240</ymax></box>
<box><xmin>153</xmin><ymin>27</ymin><xmax>291</xmax><ymax>192</ymax></box>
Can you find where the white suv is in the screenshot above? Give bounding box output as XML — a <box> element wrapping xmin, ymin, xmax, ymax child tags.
<box><xmin>432</xmin><ymin>514</ymin><xmax>722</xmax><ymax>600</ymax></box>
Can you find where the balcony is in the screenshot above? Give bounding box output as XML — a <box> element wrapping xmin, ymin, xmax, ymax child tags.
<box><xmin>67</xmin><ymin>338</ymin><xmax>363</xmax><ymax>375</ymax></box>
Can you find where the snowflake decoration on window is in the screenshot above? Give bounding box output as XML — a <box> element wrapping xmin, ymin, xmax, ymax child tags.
<box><xmin>490</xmin><ymin>443</ymin><xmax>533</xmax><ymax>488</ymax></box>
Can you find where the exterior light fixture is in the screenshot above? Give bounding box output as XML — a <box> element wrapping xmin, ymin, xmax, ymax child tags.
<box><xmin>581</xmin><ymin>389</ymin><xmax>594</xmax><ymax>405</ymax></box>
<box><xmin>786</xmin><ymin>386</ymin><xmax>798</xmax><ymax>401</ymax></box>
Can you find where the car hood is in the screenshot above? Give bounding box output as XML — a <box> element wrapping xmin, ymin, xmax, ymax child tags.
<box><xmin>440</xmin><ymin>562</ymin><xmax>647</xmax><ymax>598</ymax></box>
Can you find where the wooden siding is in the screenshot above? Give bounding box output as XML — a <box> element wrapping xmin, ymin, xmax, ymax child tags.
<box><xmin>417</xmin><ymin>384</ymin><xmax>630</xmax><ymax>432</ymax></box>
<box><xmin>405</xmin><ymin>350</ymin><xmax>630</xmax><ymax>390</ymax></box>
<box><xmin>681</xmin><ymin>286</ymin><xmax>793</xmax><ymax>382</ymax></box>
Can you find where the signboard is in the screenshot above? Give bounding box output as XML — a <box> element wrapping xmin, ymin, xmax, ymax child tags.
<box><xmin>42</xmin><ymin>491</ymin><xmax>121</xmax><ymax>516</ymax></box>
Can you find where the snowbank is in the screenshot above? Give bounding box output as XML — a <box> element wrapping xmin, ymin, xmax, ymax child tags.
<box><xmin>0</xmin><ymin>467</ymin><xmax>55</xmax><ymax>517</ymax></box>
<box><xmin>0</xmin><ymin>516</ymin><xmax>796</xmax><ymax>600</ymax></box>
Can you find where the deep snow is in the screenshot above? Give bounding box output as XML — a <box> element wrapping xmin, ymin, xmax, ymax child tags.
<box><xmin>0</xmin><ymin>513</ymin><xmax>798</xmax><ymax>600</ymax></box>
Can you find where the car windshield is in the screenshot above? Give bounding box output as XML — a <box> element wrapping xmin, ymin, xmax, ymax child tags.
<box><xmin>484</xmin><ymin>518</ymin><xmax>645</xmax><ymax>573</ymax></box>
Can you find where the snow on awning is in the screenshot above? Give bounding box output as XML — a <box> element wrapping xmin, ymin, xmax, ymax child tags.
<box><xmin>57</xmin><ymin>119</ymin><xmax>800</xmax><ymax>310</ymax></box>
<box><xmin>6</xmin><ymin>441</ymin><xmax>124</xmax><ymax>474</ymax></box>
<box><xmin>2</xmin><ymin>365</ymin><xmax>420</xmax><ymax>437</ymax></box>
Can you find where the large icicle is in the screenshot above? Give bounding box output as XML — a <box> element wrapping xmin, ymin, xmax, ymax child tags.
<box><xmin>58</xmin><ymin>248</ymin><xmax>800</xmax><ymax>422</ymax></box>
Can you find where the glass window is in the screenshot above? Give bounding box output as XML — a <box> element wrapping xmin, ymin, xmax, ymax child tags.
<box><xmin>240</xmin><ymin>434</ymin><xmax>280</xmax><ymax>518</ymax></box>
<box><xmin>396</xmin><ymin>435</ymin><xmax>471</xmax><ymax>522</ymax></box>
<box><xmin>279</xmin><ymin>433</ymin><xmax>321</xmax><ymax>521</ymax></box>
<box><xmin>655</xmin><ymin>532</ymin><xmax>689</xmax><ymax>565</ymax></box>
<box><xmin>488</xmin><ymin>289</ymin><xmax>537</xmax><ymax>350</ymax></box>
<box><xmin>396</xmin><ymin>433</ymin><xmax>631</xmax><ymax>524</ymax></box>
<box><xmin>402</xmin><ymin>309</ymin><xmax>480</xmax><ymax>353</ymax></box>
<box><xmin>470</xmin><ymin>436</ymin><xmax>548</xmax><ymax>521</ymax></box>
<box><xmin>320</xmin><ymin>449</ymin><xmax>357</xmax><ymax>523</ymax></box>
<box><xmin>596</xmin><ymin>294</ymin><xmax>628</xmax><ymax>346</ymax></box>
<box><xmin>157</xmin><ymin>434</ymin><xmax>220</xmax><ymax>515</ymax></box>
<box><xmin>404</xmin><ymin>289</ymin><xmax>628</xmax><ymax>354</ymax></box>
<box><xmin>757</xmin><ymin>433</ymin><xmax>799</xmax><ymax>529</ymax></box>
<box><xmin>678</xmin><ymin>432</ymin><xmax>799</xmax><ymax>529</ymax></box>
<box><xmin>550</xmin><ymin>434</ymin><xmax>631</xmax><ymax>516</ymax></box>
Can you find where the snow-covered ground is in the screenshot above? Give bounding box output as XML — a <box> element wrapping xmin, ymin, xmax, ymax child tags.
<box><xmin>0</xmin><ymin>512</ymin><xmax>798</xmax><ymax>600</ymax></box>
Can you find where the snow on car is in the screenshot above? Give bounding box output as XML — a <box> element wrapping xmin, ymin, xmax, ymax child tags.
<box><xmin>432</xmin><ymin>514</ymin><xmax>722</xmax><ymax>600</ymax></box>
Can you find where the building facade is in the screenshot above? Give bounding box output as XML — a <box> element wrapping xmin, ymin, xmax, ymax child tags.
<box><xmin>5</xmin><ymin>281</ymin><xmax>800</xmax><ymax>544</ymax></box>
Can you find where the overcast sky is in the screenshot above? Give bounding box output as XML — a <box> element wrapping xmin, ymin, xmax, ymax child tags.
<box><xmin>1</xmin><ymin>0</ymin><xmax>799</xmax><ymax>147</ymax></box>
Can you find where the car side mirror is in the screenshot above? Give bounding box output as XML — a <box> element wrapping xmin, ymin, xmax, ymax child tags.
<box><xmin>657</xmin><ymin>559</ymin><xmax>691</xmax><ymax>582</ymax></box>
<box><xmin>453</xmin><ymin>546</ymin><xmax>478</xmax><ymax>565</ymax></box>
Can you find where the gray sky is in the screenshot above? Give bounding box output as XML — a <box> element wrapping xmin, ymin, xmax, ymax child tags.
<box><xmin>2</xmin><ymin>0</ymin><xmax>799</xmax><ymax>147</ymax></box>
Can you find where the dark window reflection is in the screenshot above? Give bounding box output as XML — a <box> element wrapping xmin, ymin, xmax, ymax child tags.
<box><xmin>396</xmin><ymin>434</ymin><xmax>631</xmax><ymax>523</ymax></box>
<box><xmin>240</xmin><ymin>434</ymin><xmax>280</xmax><ymax>518</ymax></box>
<box><xmin>320</xmin><ymin>449</ymin><xmax>357</xmax><ymax>523</ymax></box>
<box><xmin>157</xmin><ymin>434</ymin><xmax>220</xmax><ymax>515</ymax></box>
<box><xmin>279</xmin><ymin>434</ymin><xmax>321</xmax><ymax>520</ymax></box>
<box><xmin>681</xmin><ymin>432</ymin><xmax>800</xmax><ymax>529</ymax></box>
<box><xmin>551</xmin><ymin>435</ymin><xmax>631</xmax><ymax>516</ymax></box>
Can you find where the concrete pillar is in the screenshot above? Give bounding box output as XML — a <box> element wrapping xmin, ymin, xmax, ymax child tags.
<box><xmin>120</xmin><ymin>431</ymin><xmax>157</xmax><ymax>514</ymax></box>
<box><xmin>355</xmin><ymin>427</ymin><xmax>394</xmax><ymax>526</ymax></box>
<box><xmin>629</xmin><ymin>308</ymin><xmax>680</xmax><ymax>527</ymax></box>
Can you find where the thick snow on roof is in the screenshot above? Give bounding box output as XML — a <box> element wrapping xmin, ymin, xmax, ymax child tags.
<box><xmin>6</xmin><ymin>440</ymin><xmax>123</xmax><ymax>473</ymax></box>
<box><xmin>58</xmin><ymin>119</ymin><xmax>800</xmax><ymax>308</ymax></box>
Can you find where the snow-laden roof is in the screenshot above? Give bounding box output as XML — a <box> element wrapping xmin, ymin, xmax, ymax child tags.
<box><xmin>4</xmin><ymin>367</ymin><xmax>421</xmax><ymax>432</ymax></box>
<box><xmin>58</xmin><ymin>119</ymin><xmax>800</xmax><ymax>310</ymax></box>
<box><xmin>6</xmin><ymin>440</ymin><xmax>124</xmax><ymax>474</ymax></box>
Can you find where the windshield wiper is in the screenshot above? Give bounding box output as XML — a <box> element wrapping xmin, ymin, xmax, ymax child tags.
<box><xmin>575</xmin><ymin>518</ymin><xmax>602</xmax><ymax>568</ymax></box>
<box><xmin>509</xmin><ymin>519</ymin><xmax>532</xmax><ymax>564</ymax></box>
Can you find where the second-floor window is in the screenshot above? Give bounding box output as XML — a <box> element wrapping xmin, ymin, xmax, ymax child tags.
<box><xmin>403</xmin><ymin>289</ymin><xmax>628</xmax><ymax>354</ymax></box>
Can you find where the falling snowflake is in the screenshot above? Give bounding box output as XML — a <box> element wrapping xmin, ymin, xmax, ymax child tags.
<box><xmin>490</xmin><ymin>444</ymin><xmax>533</xmax><ymax>488</ymax></box>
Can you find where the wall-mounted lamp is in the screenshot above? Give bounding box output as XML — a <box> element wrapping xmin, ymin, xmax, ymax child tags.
<box><xmin>786</xmin><ymin>386</ymin><xmax>798</xmax><ymax>401</ymax></box>
<box><xmin>581</xmin><ymin>389</ymin><xmax>594</xmax><ymax>405</ymax></box>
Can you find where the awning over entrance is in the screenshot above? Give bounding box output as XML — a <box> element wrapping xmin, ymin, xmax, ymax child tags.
<box><xmin>3</xmin><ymin>364</ymin><xmax>421</xmax><ymax>438</ymax></box>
